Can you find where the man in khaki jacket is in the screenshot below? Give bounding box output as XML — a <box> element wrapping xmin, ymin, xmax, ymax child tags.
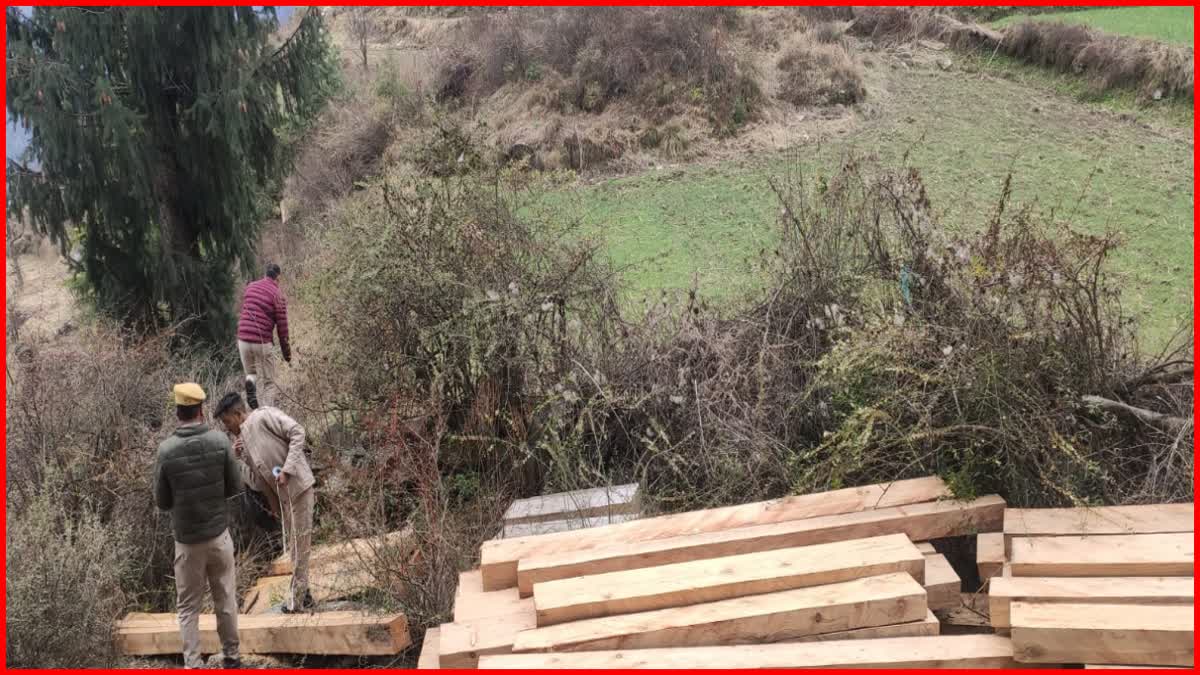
<box><xmin>215</xmin><ymin>392</ymin><xmax>315</xmax><ymax>611</ymax></box>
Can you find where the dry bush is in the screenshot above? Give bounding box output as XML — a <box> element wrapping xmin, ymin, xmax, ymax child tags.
<box><xmin>435</xmin><ymin>7</ymin><xmax>762</xmax><ymax>135</ymax></box>
<box><xmin>6</xmin><ymin>468</ymin><xmax>134</xmax><ymax>668</ymax></box>
<box><xmin>777</xmin><ymin>39</ymin><xmax>866</xmax><ymax>107</ymax></box>
<box><xmin>765</xmin><ymin>162</ymin><xmax>1193</xmax><ymax>506</ymax></box>
<box><xmin>850</xmin><ymin>7</ymin><xmax>1003</xmax><ymax>52</ymax></box>
<box><xmin>1002</xmin><ymin>20</ymin><xmax>1195</xmax><ymax>100</ymax></box>
<box><xmin>811</xmin><ymin>21</ymin><xmax>847</xmax><ymax>45</ymax></box>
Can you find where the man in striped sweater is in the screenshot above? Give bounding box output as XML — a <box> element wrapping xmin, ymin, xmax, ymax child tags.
<box><xmin>236</xmin><ymin>263</ymin><xmax>291</xmax><ymax>408</ymax></box>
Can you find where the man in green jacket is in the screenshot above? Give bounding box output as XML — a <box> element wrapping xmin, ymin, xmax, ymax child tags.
<box><xmin>154</xmin><ymin>383</ymin><xmax>243</xmax><ymax>669</ymax></box>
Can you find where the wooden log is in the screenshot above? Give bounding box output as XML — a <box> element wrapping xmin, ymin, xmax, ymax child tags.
<box><xmin>789</xmin><ymin>609</ymin><xmax>939</xmax><ymax>642</ymax></box>
<box><xmin>1010</xmin><ymin>602</ymin><xmax>1194</xmax><ymax>667</ymax></box>
<box><xmin>243</xmin><ymin>562</ymin><xmax>376</xmax><ymax>614</ymax></box>
<box><xmin>513</xmin><ymin>572</ymin><xmax>927</xmax><ymax>653</ymax></box>
<box><xmin>988</xmin><ymin>576</ymin><xmax>1194</xmax><ymax>629</ymax></box>
<box><xmin>502</xmin><ymin>512</ymin><xmax>641</xmax><ymax>539</ymax></box>
<box><xmin>503</xmin><ymin>484</ymin><xmax>641</xmax><ymax>526</ymax></box>
<box><xmin>532</xmin><ymin>533</ymin><xmax>925</xmax><ymax>626</ymax></box>
<box><xmin>417</xmin><ymin>627</ymin><xmax>440</xmax><ymax>669</ymax></box>
<box><xmin>977</xmin><ymin>532</ymin><xmax>1005</xmax><ymax>583</ymax></box>
<box><xmin>454</xmin><ymin>570</ymin><xmax>528</xmax><ymax>622</ymax></box>
<box><xmin>480</xmin><ymin>476</ymin><xmax>951</xmax><ymax>590</ymax></box>
<box><xmin>923</xmin><ymin>553</ymin><xmax>960</xmax><ymax>611</ymax></box>
<box><xmin>268</xmin><ymin>527</ymin><xmax>413</xmax><ymax>576</ymax></box>
<box><xmin>518</xmin><ymin>495</ymin><xmax>1004</xmax><ymax>596</ymax></box>
<box><xmin>115</xmin><ymin>611</ymin><xmax>410</xmax><ymax>656</ymax></box>
<box><xmin>438</xmin><ymin>602</ymin><xmax>537</xmax><ymax>668</ymax></box>
<box><xmin>1004</xmin><ymin>504</ymin><xmax>1193</xmax><ymax>556</ymax></box>
<box><xmin>1008</xmin><ymin>533</ymin><xmax>1194</xmax><ymax>577</ymax></box>
<box><xmin>479</xmin><ymin>634</ymin><xmax>1019</xmax><ymax>669</ymax></box>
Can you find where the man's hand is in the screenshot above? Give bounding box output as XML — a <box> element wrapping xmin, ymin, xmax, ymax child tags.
<box><xmin>277</xmin><ymin>470</ymin><xmax>289</xmax><ymax>488</ymax></box>
<box><xmin>233</xmin><ymin>436</ymin><xmax>245</xmax><ymax>458</ymax></box>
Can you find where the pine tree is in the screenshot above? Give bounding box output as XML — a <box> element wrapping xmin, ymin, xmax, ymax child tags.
<box><xmin>5</xmin><ymin>7</ymin><xmax>337</xmax><ymax>344</ymax></box>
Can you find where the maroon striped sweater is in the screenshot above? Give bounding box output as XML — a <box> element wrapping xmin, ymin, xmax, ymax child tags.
<box><xmin>236</xmin><ymin>277</ymin><xmax>290</xmax><ymax>359</ymax></box>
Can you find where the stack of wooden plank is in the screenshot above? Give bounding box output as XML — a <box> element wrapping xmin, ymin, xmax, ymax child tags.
<box><xmin>115</xmin><ymin>530</ymin><xmax>415</xmax><ymax>658</ymax></box>
<box><xmin>420</xmin><ymin>476</ymin><xmax>1016</xmax><ymax>669</ymax></box>
<box><xmin>988</xmin><ymin>503</ymin><xmax>1195</xmax><ymax>668</ymax></box>
<box><xmin>500</xmin><ymin>483</ymin><xmax>642</xmax><ymax>538</ymax></box>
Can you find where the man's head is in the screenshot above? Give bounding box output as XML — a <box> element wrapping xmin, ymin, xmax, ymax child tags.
<box><xmin>214</xmin><ymin>392</ymin><xmax>250</xmax><ymax>435</ymax></box>
<box><xmin>265</xmin><ymin>263</ymin><xmax>281</xmax><ymax>280</ymax></box>
<box><xmin>173</xmin><ymin>382</ymin><xmax>206</xmax><ymax>423</ymax></box>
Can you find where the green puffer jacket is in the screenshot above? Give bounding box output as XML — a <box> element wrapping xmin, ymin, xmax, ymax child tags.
<box><xmin>154</xmin><ymin>423</ymin><xmax>242</xmax><ymax>544</ymax></box>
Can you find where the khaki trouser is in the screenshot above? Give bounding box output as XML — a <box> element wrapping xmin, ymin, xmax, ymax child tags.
<box><xmin>238</xmin><ymin>339</ymin><xmax>278</xmax><ymax>407</ymax></box>
<box><xmin>280</xmin><ymin>485</ymin><xmax>315</xmax><ymax>608</ymax></box>
<box><xmin>174</xmin><ymin>529</ymin><xmax>239</xmax><ymax>668</ymax></box>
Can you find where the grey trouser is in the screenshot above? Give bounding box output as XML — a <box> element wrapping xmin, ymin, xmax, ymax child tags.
<box><xmin>238</xmin><ymin>339</ymin><xmax>278</xmax><ymax>407</ymax></box>
<box><xmin>281</xmin><ymin>485</ymin><xmax>315</xmax><ymax>608</ymax></box>
<box><xmin>174</xmin><ymin>529</ymin><xmax>239</xmax><ymax>668</ymax></box>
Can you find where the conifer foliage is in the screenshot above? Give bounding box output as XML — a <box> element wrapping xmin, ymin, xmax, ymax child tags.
<box><xmin>6</xmin><ymin>7</ymin><xmax>336</xmax><ymax>344</ymax></box>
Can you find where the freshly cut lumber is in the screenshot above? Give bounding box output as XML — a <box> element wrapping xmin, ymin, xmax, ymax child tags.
<box><xmin>268</xmin><ymin>527</ymin><xmax>413</xmax><ymax>576</ymax></box>
<box><xmin>502</xmin><ymin>512</ymin><xmax>640</xmax><ymax>539</ymax></box>
<box><xmin>480</xmin><ymin>634</ymin><xmax>1018</xmax><ymax>669</ymax></box>
<box><xmin>532</xmin><ymin>533</ymin><xmax>925</xmax><ymax>626</ymax></box>
<box><xmin>513</xmin><ymin>572</ymin><xmax>927</xmax><ymax>653</ymax></box>
<box><xmin>1085</xmin><ymin>666</ymin><xmax>1187</xmax><ymax>669</ymax></box>
<box><xmin>454</xmin><ymin>570</ymin><xmax>527</xmax><ymax>622</ymax></box>
<box><xmin>1010</xmin><ymin>601</ymin><xmax>1194</xmax><ymax>667</ymax></box>
<box><xmin>1004</xmin><ymin>504</ymin><xmax>1193</xmax><ymax>555</ymax></box>
<box><xmin>915</xmin><ymin>541</ymin><xmax>937</xmax><ymax>554</ymax></box>
<box><xmin>517</xmin><ymin>495</ymin><xmax>1003</xmax><ymax>596</ymax></box>
<box><xmin>1008</xmin><ymin>533</ymin><xmax>1194</xmax><ymax>577</ymax></box>
<box><xmin>438</xmin><ymin>602</ymin><xmax>537</xmax><ymax>668</ymax></box>
<box><xmin>789</xmin><ymin>609</ymin><xmax>939</xmax><ymax>642</ymax></box>
<box><xmin>977</xmin><ymin>532</ymin><xmax>1005</xmax><ymax>583</ymax></box>
<box><xmin>115</xmin><ymin>611</ymin><xmax>410</xmax><ymax>656</ymax></box>
<box><xmin>923</xmin><ymin>553</ymin><xmax>961</xmax><ymax>611</ymax></box>
<box><xmin>243</xmin><ymin>562</ymin><xmax>375</xmax><ymax>614</ymax></box>
<box><xmin>988</xmin><ymin>576</ymin><xmax>1194</xmax><ymax>629</ymax></box>
<box><xmin>503</xmin><ymin>483</ymin><xmax>641</xmax><ymax>526</ymax></box>
<box><xmin>417</xmin><ymin>627</ymin><xmax>440</xmax><ymax>669</ymax></box>
<box><xmin>480</xmin><ymin>475</ymin><xmax>951</xmax><ymax>590</ymax></box>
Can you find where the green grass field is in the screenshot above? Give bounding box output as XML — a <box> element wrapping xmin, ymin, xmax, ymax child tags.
<box><xmin>994</xmin><ymin>6</ymin><xmax>1194</xmax><ymax>45</ymax></box>
<box><xmin>543</xmin><ymin>62</ymin><xmax>1194</xmax><ymax>349</ymax></box>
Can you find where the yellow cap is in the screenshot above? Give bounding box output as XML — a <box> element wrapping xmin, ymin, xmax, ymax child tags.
<box><xmin>173</xmin><ymin>382</ymin><xmax>207</xmax><ymax>406</ymax></box>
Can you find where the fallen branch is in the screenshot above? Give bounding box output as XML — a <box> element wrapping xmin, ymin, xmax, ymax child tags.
<box><xmin>1081</xmin><ymin>395</ymin><xmax>1192</xmax><ymax>435</ymax></box>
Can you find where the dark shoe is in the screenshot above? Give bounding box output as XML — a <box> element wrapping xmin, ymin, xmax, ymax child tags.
<box><xmin>223</xmin><ymin>657</ymin><xmax>241</xmax><ymax>669</ymax></box>
<box><xmin>245</xmin><ymin>378</ymin><xmax>259</xmax><ymax>410</ymax></box>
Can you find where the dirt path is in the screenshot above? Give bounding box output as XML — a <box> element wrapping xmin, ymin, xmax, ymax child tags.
<box><xmin>6</xmin><ymin>243</ymin><xmax>78</xmax><ymax>341</ymax></box>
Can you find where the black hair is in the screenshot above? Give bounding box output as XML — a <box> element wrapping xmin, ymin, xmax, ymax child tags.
<box><xmin>214</xmin><ymin>392</ymin><xmax>246</xmax><ymax>418</ymax></box>
<box><xmin>266</xmin><ymin>263</ymin><xmax>282</xmax><ymax>279</ymax></box>
<box><xmin>176</xmin><ymin>403</ymin><xmax>202</xmax><ymax>422</ymax></box>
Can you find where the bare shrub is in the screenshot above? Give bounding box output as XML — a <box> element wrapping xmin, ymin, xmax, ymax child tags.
<box><xmin>6</xmin><ymin>469</ymin><xmax>134</xmax><ymax>668</ymax></box>
<box><xmin>435</xmin><ymin>7</ymin><xmax>763</xmax><ymax>135</ymax></box>
<box><xmin>777</xmin><ymin>40</ymin><xmax>866</xmax><ymax>106</ymax></box>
